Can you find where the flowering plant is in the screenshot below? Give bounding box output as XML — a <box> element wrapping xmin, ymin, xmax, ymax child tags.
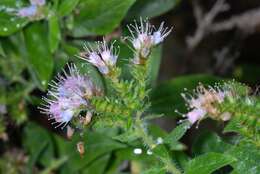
<box><xmin>0</xmin><ymin>0</ymin><xmax>259</xmax><ymax>174</ymax></box>
<box><xmin>37</xmin><ymin>18</ymin><xmax>259</xmax><ymax>174</ymax></box>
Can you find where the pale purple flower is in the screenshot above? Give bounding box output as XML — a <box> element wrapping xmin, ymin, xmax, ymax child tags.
<box><xmin>30</xmin><ymin>0</ymin><xmax>45</xmax><ymax>6</ymax></box>
<box><xmin>182</xmin><ymin>84</ymin><xmax>232</xmax><ymax>124</ymax></box>
<box><xmin>127</xmin><ymin>18</ymin><xmax>172</xmax><ymax>63</ymax></box>
<box><xmin>187</xmin><ymin>108</ymin><xmax>206</xmax><ymax>124</ymax></box>
<box><xmin>152</xmin><ymin>22</ymin><xmax>172</xmax><ymax>45</ymax></box>
<box><xmin>39</xmin><ymin>64</ymin><xmax>97</xmax><ymax>129</ymax></box>
<box><xmin>99</xmin><ymin>40</ymin><xmax>118</xmax><ymax>66</ymax></box>
<box><xmin>127</xmin><ymin>18</ymin><xmax>154</xmax><ymax>50</ymax></box>
<box><xmin>16</xmin><ymin>0</ymin><xmax>45</xmax><ymax>18</ymax></box>
<box><xmin>17</xmin><ymin>5</ymin><xmax>37</xmax><ymax>17</ymax></box>
<box><xmin>79</xmin><ymin>40</ymin><xmax>118</xmax><ymax>75</ymax></box>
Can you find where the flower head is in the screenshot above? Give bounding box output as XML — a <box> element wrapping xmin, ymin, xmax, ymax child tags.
<box><xmin>79</xmin><ymin>39</ymin><xmax>118</xmax><ymax>75</ymax></box>
<box><xmin>182</xmin><ymin>83</ymin><xmax>233</xmax><ymax>124</ymax></box>
<box><xmin>17</xmin><ymin>5</ymin><xmax>37</xmax><ymax>17</ymax></box>
<box><xmin>152</xmin><ymin>22</ymin><xmax>172</xmax><ymax>45</ymax></box>
<box><xmin>30</xmin><ymin>0</ymin><xmax>45</xmax><ymax>6</ymax></box>
<box><xmin>39</xmin><ymin>64</ymin><xmax>99</xmax><ymax>129</ymax></box>
<box><xmin>127</xmin><ymin>18</ymin><xmax>172</xmax><ymax>64</ymax></box>
<box><xmin>16</xmin><ymin>0</ymin><xmax>45</xmax><ymax>19</ymax></box>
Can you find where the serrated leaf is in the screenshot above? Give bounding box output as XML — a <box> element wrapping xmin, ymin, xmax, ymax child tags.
<box><xmin>72</xmin><ymin>0</ymin><xmax>136</xmax><ymax>36</ymax></box>
<box><xmin>165</xmin><ymin>121</ymin><xmax>190</xmax><ymax>142</ymax></box>
<box><xmin>58</xmin><ymin>0</ymin><xmax>80</xmax><ymax>17</ymax></box>
<box><xmin>192</xmin><ymin>131</ymin><xmax>231</xmax><ymax>155</ymax></box>
<box><xmin>24</xmin><ymin>22</ymin><xmax>54</xmax><ymax>90</ymax></box>
<box><xmin>224</xmin><ymin>118</ymin><xmax>241</xmax><ymax>133</ymax></box>
<box><xmin>228</xmin><ymin>142</ymin><xmax>260</xmax><ymax>174</ymax></box>
<box><xmin>164</xmin><ymin>121</ymin><xmax>190</xmax><ymax>151</ymax></box>
<box><xmin>185</xmin><ymin>152</ymin><xmax>236</xmax><ymax>174</ymax></box>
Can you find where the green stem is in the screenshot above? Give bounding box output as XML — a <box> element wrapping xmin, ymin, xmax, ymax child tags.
<box><xmin>135</xmin><ymin>111</ymin><xmax>182</xmax><ymax>174</ymax></box>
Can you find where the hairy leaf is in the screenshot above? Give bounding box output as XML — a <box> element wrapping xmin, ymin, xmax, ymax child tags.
<box><xmin>185</xmin><ymin>152</ymin><xmax>236</xmax><ymax>174</ymax></box>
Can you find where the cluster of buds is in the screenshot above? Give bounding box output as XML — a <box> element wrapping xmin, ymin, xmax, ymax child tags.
<box><xmin>39</xmin><ymin>64</ymin><xmax>100</xmax><ymax>129</ymax></box>
<box><xmin>182</xmin><ymin>83</ymin><xmax>234</xmax><ymax>125</ymax></box>
<box><xmin>79</xmin><ymin>40</ymin><xmax>119</xmax><ymax>76</ymax></box>
<box><xmin>127</xmin><ymin>18</ymin><xmax>172</xmax><ymax>64</ymax></box>
<box><xmin>16</xmin><ymin>0</ymin><xmax>46</xmax><ymax>19</ymax></box>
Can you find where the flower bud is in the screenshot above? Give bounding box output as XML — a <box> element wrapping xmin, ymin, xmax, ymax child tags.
<box><xmin>66</xmin><ymin>126</ymin><xmax>74</xmax><ymax>139</ymax></box>
<box><xmin>77</xmin><ymin>141</ymin><xmax>85</xmax><ymax>157</ymax></box>
<box><xmin>84</xmin><ymin>112</ymin><xmax>92</xmax><ymax>125</ymax></box>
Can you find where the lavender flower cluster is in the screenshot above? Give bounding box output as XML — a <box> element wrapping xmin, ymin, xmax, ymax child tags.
<box><xmin>181</xmin><ymin>84</ymin><xmax>233</xmax><ymax>125</ymax></box>
<box><xmin>39</xmin><ymin>64</ymin><xmax>100</xmax><ymax>129</ymax></box>
<box><xmin>40</xmin><ymin>19</ymin><xmax>172</xmax><ymax>130</ymax></box>
<box><xmin>127</xmin><ymin>19</ymin><xmax>172</xmax><ymax>64</ymax></box>
<box><xmin>79</xmin><ymin>40</ymin><xmax>119</xmax><ymax>75</ymax></box>
<box><xmin>17</xmin><ymin>0</ymin><xmax>45</xmax><ymax>19</ymax></box>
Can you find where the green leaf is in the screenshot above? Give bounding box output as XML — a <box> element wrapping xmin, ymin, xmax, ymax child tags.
<box><xmin>24</xmin><ymin>22</ymin><xmax>54</xmax><ymax>90</ymax></box>
<box><xmin>26</xmin><ymin>142</ymin><xmax>48</xmax><ymax>174</ymax></box>
<box><xmin>224</xmin><ymin>118</ymin><xmax>242</xmax><ymax>134</ymax></box>
<box><xmin>153</xmin><ymin>144</ymin><xmax>170</xmax><ymax>160</ymax></box>
<box><xmin>55</xmin><ymin>131</ymin><xmax>126</xmax><ymax>172</ymax></box>
<box><xmin>148</xmin><ymin>124</ymin><xmax>167</xmax><ymax>138</ymax></box>
<box><xmin>0</xmin><ymin>42</ymin><xmax>5</xmax><ymax>57</ymax></box>
<box><xmin>0</xmin><ymin>12</ymin><xmax>28</xmax><ymax>36</ymax></box>
<box><xmin>0</xmin><ymin>34</ymin><xmax>27</xmax><ymax>82</ymax></box>
<box><xmin>23</xmin><ymin>122</ymin><xmax>55</xmax><ymax>168</ymax></box>
<box><xmin>141</xmin><ymin>167</ymin><xmax>166</xmax><ymax>174</ymax></box>
<box><xmin>185</xmin><ymin>152</ymin><xmax>237</xmax><ymax>174</ymax></box>
<box><xmin>228</xmin><ymin>142</ymin><xmax>260</xmax><ymax>174</ymax></box>
<box><xmin>106</xmin><ymin>146</ymin><xmax>159</xmax><ymax>174</ymax></box>
<box><xmin>40</xmin><ymin>156</ymin><xmax>68</xmax><ymax>174</ymax></box>
<box><xmin>81</xmin><ymin>154</ymin><xmax>111</xmax><ymax>174</ymax></box>
<box><xmin>127</xmin><ymin>0</ymin><xmax>181</xmax><ymax>19</ymax></box>
<box><xmin>165</xmin><ymin>121</ymin><xmax>190</xmax><ymax>142</ymax></box>
<box><xmin>164</xmin><ymin>121</ymin><xmax>190</xmax><ymax>150</ymax></box>
<box><xmin>72</xmin><ymin>0</ymin><xmax>136</xmax><ymax>36</ymax></box>
<box><xmin>58</xmin><ymin>0</ymin><xmax>80</xmax><ymax>17</ymax></box>
<box><xmin>112</xmin><ymin>130</ymin><xmax>139</xmax><ymax>144</ymax></box>
<box><xmin>48</xmin><ymin>13</ymin><xmax>61</xmax><ymax>53</ymax></box>
<box><xmin>147</xmin><ymin>45</ymin><xmax>162</xmax><ymax>87</ymax></box>
<box><xmin>150</xmin><ymin>74</ymin><xmax>221</xmax><ymax>116</ymax></box>
<box><xmin>192</xmin><ymin>131</ymin><xmax>231</xmax><ymax>156</ymax></box>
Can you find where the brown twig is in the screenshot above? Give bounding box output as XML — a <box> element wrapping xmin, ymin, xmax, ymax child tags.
<box><xmin>187</xmin><ymin>0</ymin><xmax>229</xmax><ymax>50</ymax></box>
<box><xmin>187</xmin><ymin>0</ymin><xmax>260</xmax><ymax>50</ymax></box>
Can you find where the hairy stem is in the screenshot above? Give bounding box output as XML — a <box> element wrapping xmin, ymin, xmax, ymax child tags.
<box><xmin>135</xmin><ymin>111</ymin><xmax>182</xmax><ymax>174</ymax></box>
